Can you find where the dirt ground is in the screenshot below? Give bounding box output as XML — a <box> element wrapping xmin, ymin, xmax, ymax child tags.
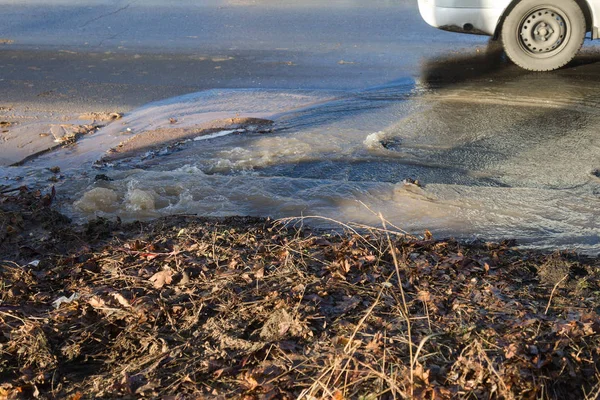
<box><xmin>1</xmin><ymin>188</ymin><xmax>600</xmax><ymax>399</ymax></box>
<box><xmin>0</xmin><ymin>108</ymin><xmax>123</xmax><ymax>167</ymax></box>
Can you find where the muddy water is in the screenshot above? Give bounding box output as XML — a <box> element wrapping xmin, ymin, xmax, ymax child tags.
<box><xmin>5</xmin><ymin>56</ymin><xmax>600</xmax><ymax>253</ymax></box>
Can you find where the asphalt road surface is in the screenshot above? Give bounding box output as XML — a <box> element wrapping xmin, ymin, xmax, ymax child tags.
<box><xmin>2</xmin><ymin>0</ymin><xmax>600</xmax><ymax>252</ymax></box>
<box><xmin>0</xmin><ymin>0</ymin><xmax>486</xmax><ymax>109</ymax></box>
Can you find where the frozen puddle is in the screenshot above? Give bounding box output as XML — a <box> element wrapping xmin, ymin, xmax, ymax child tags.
<box><xmin>6</xmin><ymin>81</ymin><xmax>600</xmax><ymax>253</ymax></box>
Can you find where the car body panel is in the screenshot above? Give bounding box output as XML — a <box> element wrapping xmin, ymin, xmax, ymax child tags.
<box><xmin>590</xmin><ymin>2</ymin><xmax>600</xmax><ymax>37</ymax></box>
<box><xmin>418</xmin><ymin>0</ymin><xmax>600</xmax><ymax>38</ymax></box>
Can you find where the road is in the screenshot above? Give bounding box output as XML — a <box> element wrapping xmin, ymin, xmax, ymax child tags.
<box><xmin>0</xmin><ymin>0</ymin><xmax>487</xmax><ymax>109</ymax></box>
<box><xmin>1</xmin><ymin>0</ymin><xmax>600</xmax><ymax>251</ymax></box>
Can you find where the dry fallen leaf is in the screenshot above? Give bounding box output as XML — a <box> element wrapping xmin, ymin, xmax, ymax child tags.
<box><xmin>178</xmin><ymin>270</ymin><xmax>191</xmax><ymax>285</ymax></box>
<box><xmin>0</xmin><ymin>384</ymin><xmax>22</xmax><ymax>400</ymax></box>
<box><xmin>140</xmin><ymin>253</ymin><xmax>161</xmax><ymax>261</ymax></box>
<box><xmin>149</xmin><ymin>268</ymin><xmax>173</xmax><ymax>289</ymax></box>
<box><xmin>253</xmin><ymin>266</ymin><xmax>265</xmax><ymax>279</ymax></box>
<box><xmin>417</xmin><ymin>290</ymin><xmax>432</xmax><ymax>303</ymax></box>
<box><xmin>243</xmin><ymin>374</ymin><xmax>259</xmax><ymax>390</ymax></box>
<box><xmin>110</xmin><ymin>292</ymin><xmax>131</xmax><ymax>308</ymax></box>
<box><xmin>332</xmin><ymin>390</ymin><xmax>344</xmax><ymax>400</ymax></box>
<box><xmin>505</xmin><ymin>343</ymin><xmax>519</xmax><ymax>359</ymax></box>
<box><xmin>413</xmin><ymin>363</ymin><xmax>430</xmax><ymax>384</ymax></box>
<box><xmin>88</xmin><ymin>296</ymin><xmax>106</xmax><ymax>309</ymax></box>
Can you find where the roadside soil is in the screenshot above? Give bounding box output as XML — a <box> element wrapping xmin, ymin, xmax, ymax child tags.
<box><xmin>0</xmin><ymin>108</ymin><xmax>123</xmax><ymax>167</ymax></box>
<box><xmin>101</xmin><ymin>117</ymin><xmax>274</xmax><ymax>163</ymax></box>
<box><xmin>1</xmin><ymin>189</ymin><xmax>599</xmax><ymax>399</ymax></box>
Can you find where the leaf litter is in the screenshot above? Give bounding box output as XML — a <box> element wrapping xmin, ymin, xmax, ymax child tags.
<box><xmin>1</xmin><ymin>189</ymin><xmax>600</xmax><ymax>399</ymax></box>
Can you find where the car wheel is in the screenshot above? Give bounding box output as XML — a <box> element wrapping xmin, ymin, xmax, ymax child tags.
<box><xmin>501</xmin><ymin>0</ymin><xmax>586</xmax><ymax>71</ymax></box>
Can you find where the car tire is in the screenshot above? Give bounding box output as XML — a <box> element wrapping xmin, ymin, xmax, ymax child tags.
<box><xmin>501</xmin><ymin>0</ymin><xmax>586</xmax><ymax>71</ymax></box>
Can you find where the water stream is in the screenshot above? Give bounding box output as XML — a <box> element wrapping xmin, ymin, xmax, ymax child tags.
<box><xmin>3</xmin><ymin>73</ymin><xmax>600</xmax><ymax>253</ymax></box>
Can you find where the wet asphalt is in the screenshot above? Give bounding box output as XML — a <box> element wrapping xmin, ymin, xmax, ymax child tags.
<box><xmin>0</xmin><ymin>0</ymin><xmax>488</xmax><ymax>110</ymax></box>
<box><xmin>1</xmin><ymin>0</ymin><xmax>599</xmax><ymax>108</ymax></box>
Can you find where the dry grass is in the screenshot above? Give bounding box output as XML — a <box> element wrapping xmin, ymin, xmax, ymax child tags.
<box><xmin>0</xmin><ymin>190</ymin><xmax>600</xmax><ymax>399</ymax></box>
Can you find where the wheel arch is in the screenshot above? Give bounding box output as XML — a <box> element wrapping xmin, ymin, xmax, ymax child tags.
<box><xmin>493</xmin><ymin>0</ymin><xmax>594</xmax><ymax>39</ymax></box>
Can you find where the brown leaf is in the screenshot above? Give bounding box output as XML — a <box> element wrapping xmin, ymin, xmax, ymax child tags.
<box><xmin>110</xmin><ymin>292</ymin><xmax>131</xmax><ymax>308</ymax></box>
<box><xmin>149</xmin><ymin>268</ymin><xmax>173</xmax><ymax>289</ymax></box>
<box><xmin>0</xmin><ymin>384</ymin><xmax>22</xmax><ymax>400</ymax></box>
<box><xmin>365</xmin><ymin>332</ymin><xmax>383</xmax><ymax>352</ymax></box>
<box><xmin>213</xmin><ymin>368</ymin><xmax>231</xmax><ymax>379</ymax></box>
<box><xmin>363</xmin><ymin>255</ymin><xmax>376</xmax><ymax>263</ymax></box>
<box><xmin>88</xmin><ymin>296</ymin><xmax>106</xmax><ymax>309</ymax></box>
<box><xmin>178</xmin><ymin>271</ymin><xmax>191</xmax><ymax>285</ymax></box>
<box><xmin>413</xmin><ymin>363</ymin><xmax>430</xmax><ymax>384</ymax></box>
<box><xmin>417</xmin><ymin>290</ymin><xmax>432</xmax><ymax>303</ymax></box>
<box><xmin>332</xmin><ymin>390</ymin><xmax>344</xmax><ymax>400</ymax></box>
<box><xmin>140</xmin><ymin>253</ymin><xmax>160</xmax><ymax>261</ymax></box>
<box><xmin>505</xmin><ymin>343</ymin><xmax>519</xmax><ymax>359</ymax></box>
<box><xmin>254</xmin><ymin>266</ymin><xmax>265</xmax><ymax>279</ymax></box>
<box><xmin>243</xmin><ymin>374</ymin><xmax>259</xmax><ymax>390</ymax></box>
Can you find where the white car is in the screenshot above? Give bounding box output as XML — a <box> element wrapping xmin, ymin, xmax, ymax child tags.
<box><xmin>418</xmin><ymin>0</ymin><xmax>600</xmax><ymax>71</ymax></box>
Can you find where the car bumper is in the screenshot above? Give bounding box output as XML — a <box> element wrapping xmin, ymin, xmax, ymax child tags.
<box><xmin>418</xmin><ymin>0</ymin><xmax>505</xmax><ymax>36</ymax></box>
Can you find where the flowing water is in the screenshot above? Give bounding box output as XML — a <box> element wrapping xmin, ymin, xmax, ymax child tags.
<box><xmin>4</xmin><ymin>54</ymin><xmax>600</xmax><ymax>253</ymax></box>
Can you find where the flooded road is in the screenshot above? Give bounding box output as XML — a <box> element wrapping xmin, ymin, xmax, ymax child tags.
<box><xmin>2</xmin><ymin>1</ymin><xmax>600</xmax><ymax>252</ymax></box>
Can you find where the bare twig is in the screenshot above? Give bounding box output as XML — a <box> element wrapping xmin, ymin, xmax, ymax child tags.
<box><xmin>380</xmin><ymin>212</ymin><xmax>415</xmax><ymax>397</ymax></box>
<box><xmin>545</xmin><ymin>274</ymin><xmax>569</xmax><ymax>315</ymax></box>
